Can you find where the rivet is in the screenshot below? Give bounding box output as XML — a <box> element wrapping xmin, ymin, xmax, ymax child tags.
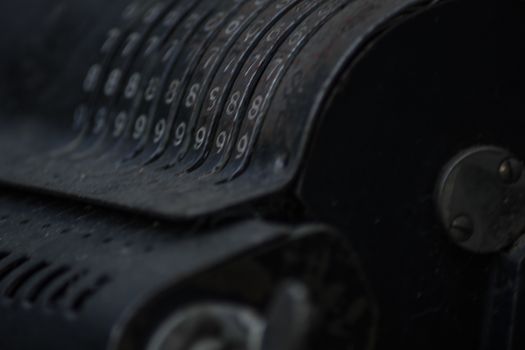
<box><xmin>499</xmin><ymin>158</ymin><xmax>523</xmax><ymax>184</ymax></box>
<box><xmin>449</xmin><ymin>216</ymin><xmax>474</xmax><ymax>242</ymax></box>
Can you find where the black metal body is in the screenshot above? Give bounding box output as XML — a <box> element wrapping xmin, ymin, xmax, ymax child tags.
<box><xmin>0</xmin><ymin>190</ymin><xmax>374</xmax><ymax>350</ymax></box>
<box><xmin>0</xmin><ymin>0</ymin><xmax>451</xmax><ymax>218</ymax></box>
<box><xmin>0</xmin><ymin>0</ymin><xmax>524</xmax><ymax>349</ymax></box>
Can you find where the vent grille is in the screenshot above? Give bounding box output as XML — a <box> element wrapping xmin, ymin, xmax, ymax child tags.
<box><xmin>4</xmin><ymin>261</ymin><xmax>49</xmax><ymax>299</ymax></box>
<box><xmin>0</xmin><ymin>256</ymin><xmax>29</xmax><ymax>282</ymax></box>
<box><xmin>0</xmin><ymin>252</ymin><xmax>110</xmax><ymax>315</ymax></box>
<box><xmin>26</xmin><ymin>266</ymin><xmax>70</xmax><ymax>304</ymax></box>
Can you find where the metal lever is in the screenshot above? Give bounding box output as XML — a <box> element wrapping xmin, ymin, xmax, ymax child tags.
<box><xmin>262</xmin><ymin>282</ymin><xmax>314</xmax><ymax>350</ymax></box>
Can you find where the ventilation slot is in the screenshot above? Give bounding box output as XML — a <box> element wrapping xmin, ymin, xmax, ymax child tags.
<box><xmin>49</xmin><ymin>270</ymin><xmax>89</xmax><ymax>306</ymax></box>
<box><xmin>0</xmin><ymin>252</ymin><xmax>112</xmax><ymax>315</ymax></box>
<box><xmin>0</xmin><ymin>256</ymin><xmax>29</xmax><ymax>284</ymax></box>
<box><xmin>4</xmin><ymin>262</ymin><xmax>50</xmax><ymax>299</ymax></box>
<box><xmin>27</xmin><ymin>266</ymin><xmax>70</xmax><ymax>304</ymax></box>
<box><xmin>72</xmin><ymin>275</ymin><xmax>111</xmax><ymax>313</ymax></box>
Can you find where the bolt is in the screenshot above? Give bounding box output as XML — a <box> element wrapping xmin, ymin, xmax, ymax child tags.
<box><xmin>449</xmin><ymin>216</ymin><xmax>474</xmax><ymax>242</ymax></box>
<box><xmin>498</xmin><ymin>158</ymin><xmax>523</xmax><ymax>184</ymax></box>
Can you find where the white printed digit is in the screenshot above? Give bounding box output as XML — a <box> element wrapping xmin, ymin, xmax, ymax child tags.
<box><xmin>125</xmin><ymin>73</ymin><xmax>141</xmax><ymax>99</ymax></box>
<box><xmin>185</xmin><ymin>83</ymin><xmax>200</xmax><ymax>108</ymax></box>
<box><xmin>93</xmin><ymin>108</ymin><xmax>107</xmax><ymax>134</ymax></box>
<box><xmin>163</xmin><ymin>40</ymin><xmax>179</xmax><ymax>62</ymax></box>
<box><xmin>101</xmin><ymin>29</ymin><xmax>120</xmax><ymax>53</ymax></box>
<box><xmin>113</xmin><ymin>112</ymin><xmax>127</xmax><ymax>137</ymax></box>
<box><xmin>225</xmin><ymin>16</ymin><xmax>245</xmax><ymax>35</ymax></box>
<box><xmin>266</xmin><ymin>25</ymin><xmax>283</xmax><ymax>42</ymax></box>
<box><xmin>122</xmin><ymin>32</ymin><xmax>140</xmax><ymax>56</ymax></box>
<box><xmin>122</xmin><ymin>3</ymin><xmax>138</xmax><ymax>19</ymax></box>
<box><xmin>194</xmin><ymin>127</ymin><xmax>206</xmax><ymax>149</ymax></box>
<box><xmin>288</xmin><ymin>27</ymin><xmax>306</xmax><ymax>46</ymax></box>
<box><xmin>203</xmin><ymin>47</ymin><xmax>220</xmax><ymax>70</ymax></box>
<box><xmin>266</xmin><ymin>58</ymin><xmax>284</xmax><ymax>83</ymax></box>
<box><xmin>226</xmin><ymin>91</ymin><xmax>241</xmax><ymax>116</ymax></box>
<box><xmin>144</xmin><ymin>36</ymin><xmax>160</xmax><ymax>56</ymax></box>
<box><xmin>133</xmin><ymin>115</ymin><xmax>147</xmax><ymax>139</ymax></box>
<box><xmin>244</xmin><ymin>54</ymin><xmax>261</xmax><ymax>77</ymax></box>
<box><xmin>216</xmin><ymin>131</ymin><xmax>227</xmax><ymax>153</ymax></box>
<box><xmin>144</xmin><ymin>77</ymin><xmax>160</xmax><ymax>101</ymax></box>
<box><xmin>244</xmin><ymin>21</ymin><xmax>263</xmax><ymax>42</ymax></box>
<box><xmin>174</xmin><ymin>122</ymin><xmax>186</xmax><ymax>146</ymax></box>
<box><xmin>153</xmin><ymin>119</ymin><xmax>166</xmax><ymax>143</ymax></box>
<box><xmin>165</xmin><ymin>79</ymin><xmax>180</xmax><ymax>104</ymax></box>
<box><xmin>104</xmin><ymin>69</ymin><xmax>122</xmax><ymax>96</ymax></box>
<box><xmin>163</xmin><ymin>10</ymin><xmax>179</xmax><ymax>27</ymax></box>
<box><xmin>207</xmin><ymin>86</ymin><xmax>221</xmax><ymax>112</ymax></box>
<box><xmin>83</xmin><ymin>64</ymin><xmax>101</xmax><ymax>92</ymax></box>
<box><xmin>248</xmin><ymin>95</ymin><xmax>264</xmax><ymax>120</ymax></box>
<box><xmin>223</xmin><ymin>55</ymin><xmax>237</xmax><ymax>73</ymax></box>
<box><xmin>236</xmin><ymin>134</ymin><xmax>249</xmax><ymax>158</ymax></box>
<box><xmin>143</xmin><ymin>4</ymin><xmax>163</xmax><ymax>24</ymax></box>
<box><xmin>204</xmin><ymin>12</ymin><xmax>225</xmax><ymax>32</ymax></box>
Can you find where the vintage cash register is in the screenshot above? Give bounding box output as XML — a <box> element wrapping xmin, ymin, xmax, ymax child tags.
<box><xmin>0</xmin><ymin>0</ymin><xmax>524</xmax><ymax>349</ymax></box>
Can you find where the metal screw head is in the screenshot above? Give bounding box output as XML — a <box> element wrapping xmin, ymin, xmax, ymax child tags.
<box><xmin>449</xmin><ymin>216</ymin><xmax>474</xmax><ymax>242</ymax></box>
<box><xmin>498</xmin><ymin>158</ymin><xmax>523</xmax><ymax>184</ymax></box>
<box><xmin>436</xmin><ymin>146</ymin><xmax>525</xmax><ymax>253</ymax></box>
